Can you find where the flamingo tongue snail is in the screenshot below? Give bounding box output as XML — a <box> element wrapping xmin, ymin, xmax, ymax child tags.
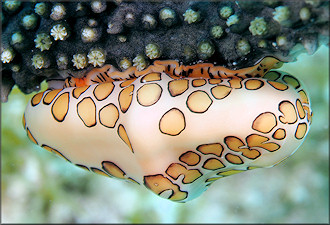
<box><xmin>23</xmin><ymin>56</ymin><xmax>312</xmax><ymax>202</ymax></box>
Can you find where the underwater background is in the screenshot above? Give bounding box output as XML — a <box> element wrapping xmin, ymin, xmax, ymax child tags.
<box><xmin>1</xmin><ymin>45</ymin><xmax>328</xmax><ymax>223</ymax></box>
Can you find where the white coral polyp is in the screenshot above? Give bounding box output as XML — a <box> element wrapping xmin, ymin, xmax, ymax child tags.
<box><xmin>1</xmin><ymin>49</ymin><xmax>14</xmax><ymax>63</ymax></box>
<box><xmin>50</xmin><ymin>24</ymin><xmax>68</xmax><ymax>41</ymax></box>
<box><xmin>81</xmin><ymin>27</ymin><xmax>97</xmax><ymax>42</ymax></box>
<box><xmin>72</xmin><ymin>54</ymin><xmax>87</xmax><ymax>69</ymax></box>
<box><xmin>91</xmin><ymin>1</ymin><xmax>106</xmax><ymax>13</ymax></box>
<box><xmin>31</xmin><ymin>54</ymin><xmax>44</xmax><ymax>69</ymax></box>
<box><xmin>183</xmin><ymin>9</ymin><xmax>200</xmax><ymax>24</ymax></box>
<box><xmin>87</xmin><ymin>50</ymin><xmax>105</xmax><ymax>67</ymax></box>
<box><xmin>50</xmin><ymin>4</ymin><xmax>66</xmax><ymax>21</ymax></box>
<box><xmin>34</xmin><ymin>33</ymin><xmax>52</xmax><ymax>51</ymax></box>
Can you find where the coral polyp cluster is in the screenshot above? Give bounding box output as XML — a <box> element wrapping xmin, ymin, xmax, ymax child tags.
<box><xmin>90</xmin><ymin>0</ymin><xmax>107</xmax><ymax>14</ymax></box>
<box><xmin>219</xmin><ymin>6</ymin><xmax>233</xmax><ymax>19</ymax></box>
<box><xmin>81</xmin><ymin>27</ymin><xmax>99</xmax><ymax>43</ymax></box>
<box><xmin>31</xmin><ymin>53</ymin><xmax>46</xmax><ymax>69</ymax></box>
<box><xmin>273</xmin><ymin>6</ymin><xmax>291</xmax><ymax>25</ymax></box>
<box><xmin>72</xmin><ymin>54</ymin><xmax>87</xmax><ymax>69</ymax></box>
<box><xmin>56</xmin><ymin>54</ymin><xmax>69</xmax><ymax>70</ymax></box>
<box><xmin>145</xmin><ymin>43</ymin><xmax>161</xmax><ymax>59</ymax></box>
<box><xmin>34</xmin><ymin>33</ymin><xmax>52</xmax><ymax>51</ymax></box>
<box><xmin>159</xmin><ymin>7</ymin><xmax>177</xmax><ymax>27</ymax></box>
<box><xmin>50</xmin><ymin>3</ymin><xmax>66</xmax><ymax>21</ymax></box>
<box><xmin>183</xmin><ymin>8</ymin><xmax>201</xmax><ymax>24</ymax></box>
<box><xmin>1</xmin><ymin>48</ymin><xmax>15</xmax><ymax>64</ymax></box>
<box><xmin>197</xmin><ymin>40</ymin><xmax>215</xmax><ymax>60</ymax></box>
<box><xmin>133</xmin><ymin>54</ymin><xmax>148</xmax><ymax>71</ymax></box>
<box><xmin>3</xmin><ymin>0</ymin><xmax>21</xmax><ymax>12</ymax></box>
<box><xmin>119</xmin><ymin>57</ymin><xmax>132</xmax><ymax>70</ymax></box>
<box><xmin>34</xmin><ymin>2</ymin><xmax>47</xmax><ymax>16</ymax></box>
<box><xmin>226</xmin><ymin>14</ymin><xmax>240</xmax><ymax>27</ymax></box>
<box><xmin>249</xmin><ymin>17</ymin><xmax>268</xmax><ymax>36</ymax></box>
<box><xmin>50</xmin><ymin>24</ymin><xmax>68</xmax><ymax>41</ymax></box>
<box><xmin>87</xmin><ymin>49</ymin><xmax>106</xmax><ymax>67</ymax></box>
<box><xmin>21</xmin><ymin>13</ymin><xmax>38</xmax><ymax>30</ymax></box>
<box><xmin>1</xmin><ymin>0</ymin><xmax>329</xmax><ymax>102</ymax></box>
<box><xmin>210</xmin><ymin>25</ymin><xmax>224</xmax><ymax>39</ymax></box>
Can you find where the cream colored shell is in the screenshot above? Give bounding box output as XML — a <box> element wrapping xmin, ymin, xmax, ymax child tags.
<box><xmin>23</xmin><ymin>59</ymin><xmax>312</xmax><ymax>202</ymax></box>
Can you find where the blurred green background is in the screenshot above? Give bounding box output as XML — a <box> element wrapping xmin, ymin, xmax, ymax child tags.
<box><xmin>1</xmin><ymin>45</ymin><xmax>329</xmax><ymax>223</ymax></box>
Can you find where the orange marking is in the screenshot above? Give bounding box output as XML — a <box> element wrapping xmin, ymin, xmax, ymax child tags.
<box><xmin>168</xmin><ymin>79</ymin><xmax>189</xmax><ymax>97</ymax></box>
<box><xmin>31</xmin><ymin>91</ymin><xmax>45</xmax><ymax>106</ymax></box>
<box><xmin>127</xmin><ymin>177</ymin><xmax>140</xmax><ymax>185</ymax></box>
<box><xmin>192</xmin><ymin>79</ymin><xmax>206</xmax><ymax>87</ymax></box>
<box><xmin>264</xmin><ymin>71</ymin><xmax>281</xmax><ymax>80</ymax></box>
<box><xmin>91</xmin><ymin>167</ymin><xmax>110</xmax><ymax>177</ymax></box>
<box><xmin>159</xmin><ymin>108</ymin><xmax>185</xmax><ymax>136</ymax></box>
<box><xmin>26</xmin><ymin>127</ymin><xmax>38</xmax><ymax>145</ymax></box>
<box><xmin>41</xmin><ymin>145</ymin><xmax>53</xmax><ymax>153</ymax></box>
<box><xmin>72</xmin><ymin>86</ymin><xmax>89</xmax><ymax>99</ymax></box>
<box><xmin>84</xmin><ymin>64</ymin><xmax>117</xmax><ymax>84</ymax></box>
<box><xmin>272</xmin><ymin>128</ymin><xmax>286</xmax><ymax>140</ymax></box>
<box><xmin>64</xmin><ymin>77</ymin><xmax>88</xmax><ymax>88</ymax></box>
<box><xmin>228</xmin><ymin>77</ymin><xmax>243</xmax><ymax>89</ymax></box>
<box><xmin>295</xmin><ymin>123</ymin><xmax>308</xmax><ymax>139</ymax></box>
<box><xmin>22</xmin><ymin>114</ymin><xmax>26</xmax><ymax>129</ymax></box>
<box><xmin>153</xmin><ymin>56</ymin><xmax>280</xmax><ymax>79</ymax></box>
<box><xmin>225</xmin><ymin>136</ymin><xmax>261</xmax><ymax>159</ymax></box>
<box><xmin>244</xmin><ymin>79</ymin><xmax>264</xmax><ymax>90</ymax></box>
<box><xmin>279</xmin><ymin>101</ymin><xmax>298</xmax><ymax>124</ymax></box>
<box><xmin>43</xmin><ymin>89</ymin><xmax>62</xmax><ymax>104</ymax></box>
<box><xmin>52</xmin><ymin>149</ymin><xmax>70</xmax><ymax>162</ymax></box>
<box><xmin>202</xmin><ymin>158</ymin><xmax>225</xmax><ymax>170</ymax></box>
<box><xmin>141</xmin><ymin>72</ymin><xmax>161</xmax><ymax>82</ymax></box>
<box><xmin>186</xmin><ymin>91</ymin><xmax>213</xmax><ymax>113</ymax></box>
<box><xmin>208</xmin><ymin>79</ymin><xmax>222</xmax><ymax>85</ymax></box>
<box><xmin>267</xmin><ymin>80</ymin><xmax>288</xmax><ymax>91</ymax></box>
<box><xmin>155</xmin><ymin>60</ymin><xmax>214</xmax><ymax>78</ymax></box>
<box><xmin>118</xmin><ymin>124</ymin><xmax>133</xmax><ymax>153</ymax></box>
<box><xmin>120</xmin><ymin>79</ymin><xmax>135</xmax><ymax>88</ymax></box>
<box><xmin>225</xmin><ymin>153</ymin><xmax>243</xmax><ymax>164</ymax></box>
<box><xmin>211</xmin><ymin>85</ymin><xmax>232</xmax><ymax>100</ymax></box>
<box><xmin>76</xmin><ymin>164</ymin><xmax>90</xmax><ymax>171</ymax></box>
<box><xmin>196</xmin><ymin>143</ymin><xmax>223</xmax><ymax>156</ymax></box>
<box><xmin>252</xmin><ymin>112</ymin><xmax>277</xmax><ymax>134</ymax></box>
<box><xmin>77</xmin><ymin>97</ymin><xmax>97</xmax><ymax>127</ymax></box>
<box><xmin>102</xmin><ymin>161</ymin><xmax>126</xmax><ymax>179</ymax></box>
<box><xmin>166</xmin><ymin>163</ymin><xmax>202</xmax><ymax>184</ymax></box>
<box><xmin>119</xmin><ymin>64</ymin><xmax>164</xmax><ymax>78</ymax></box>
<box><xmin>179</xmin><ymin>151</ymin><xmax>201</xmax><ymax>166</ymax></box>
<box><xmin>74</xmin><ymin>57</ymin><xmax>280</xmax><ymax>90</ymax></box>
<box><xmin>86</xmin><ymin>64</ymin><xmax>127</xmax><ymax>84</ymax></box>
<box><xmin>247</xmin><ymin>166</ymin><xmax>259</xmax><ymax>170</ymax></box>
<box><xmin>74</xmin><ymin>77</ymin><xmax>88</xmax><ymax>86</ymax></box>
<box><xmin>99</xmin><ymin>103</ymin><xmax>119</xmax><ymax>128</ymax></box>
<box><xmin>41</xmin><ymin>144</ymin><xmax>71</xmax><ymax>162</ymax></box>
<box><xmin>118</xmin><ymin>85</ymin><xmax>134</xmax><ymax>113</ymax></box>
<box><xmin>217</xmin><ymin>170</ymin><xmax>245</xmax><ymax>176</ymax></box>
<box><xmin>93</xmin><ymin>82</ymin><xmax>114</xmax><ymax>101</ymax></box>
<box><xmin>303</xmin><ymin>105</ymin><xmax>312</xmax><ymax>123</ymax></box>
<box><xmin>298</xmin><ymin>90</ymin><xmax>309</xmax><ymax>104</ymax></box>
<box><xmin>205</xmin><ymin>177</ymin><xmax>222</xmax><ymax>182</ymax></box>
<box><xmin>144</xmin><ymin>174</ymin><xmax>188</xmax><ymax>201</ymax></box>
<box><xmin>283</xmin><ymin>75</ymin><xmax>300</xmax><ymax>89</ymax></box>
<box><xmin>246</xmin><ymin>134</ymin><xmax>280</xmax><ymax>152</ymax></box>
<box><xmin>296</xmin><ymin>99</ymin><xmax>305</xmax><ymax>119</ymax></box>
<box><xmin>137</xmin><ymin>83</ymin><xmax>162</xmax><ymax>106</ymax></box>
<box><xmin>51</xmin><ymin>92</ymin><xmax>69</xmax><ymax>122</ymax></box>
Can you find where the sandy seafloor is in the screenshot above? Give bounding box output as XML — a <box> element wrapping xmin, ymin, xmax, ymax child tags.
<box><xmin>1</xmin><ymin>45</ymin><xmax>329</xmax><ymax>223</ymax></box>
